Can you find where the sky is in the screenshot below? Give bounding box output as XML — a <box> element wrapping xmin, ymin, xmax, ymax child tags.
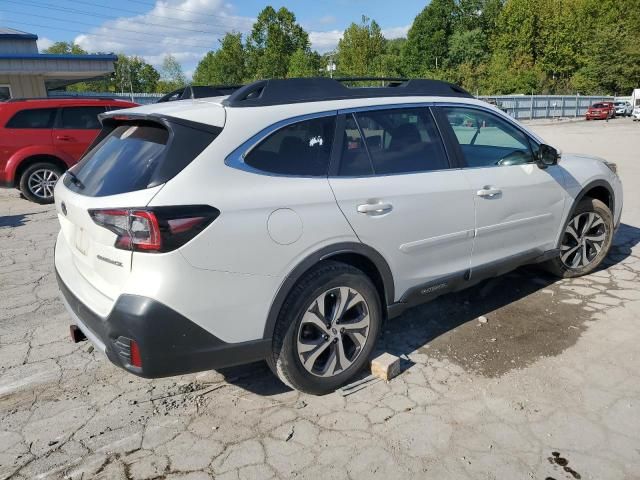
<box><xmin>0</xmin><ymin>0</ymin><xmax>428</xmax><ymax>79</ymax></box>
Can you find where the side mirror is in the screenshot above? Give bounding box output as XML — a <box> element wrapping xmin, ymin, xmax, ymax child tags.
<box><xmin>537</xmin><ymin>144</ymin><xmax>560</xmax><ymax>168</ymax></box>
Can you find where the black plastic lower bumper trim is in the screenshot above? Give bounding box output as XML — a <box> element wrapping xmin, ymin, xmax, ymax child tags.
<box><xmin>56</xmin><ymin>269</ymin><xmax>271</xmax><ymax>378</ymax></box>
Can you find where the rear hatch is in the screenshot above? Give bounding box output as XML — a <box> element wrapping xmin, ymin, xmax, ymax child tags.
<box><xmin>55</xmin><ymin>105</ymin><xmax>224</xmax><ymax>303</ymax></box>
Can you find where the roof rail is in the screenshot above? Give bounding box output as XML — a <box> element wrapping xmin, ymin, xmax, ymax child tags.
<box><xmin>335</xmin><ymin>77</ymin><xmax>408</xmax><ymax>84</ymax></box>
<box><xmin>222</xmin><ymin>77</ymin><xmax>472</xmax><ymax>108</ymax></box>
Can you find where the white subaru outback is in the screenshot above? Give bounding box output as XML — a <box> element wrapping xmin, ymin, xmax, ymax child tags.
<box><xmin>54</xmin><ymin>78</ymin><xmax>622</xmax><ymax>394</ymax></box>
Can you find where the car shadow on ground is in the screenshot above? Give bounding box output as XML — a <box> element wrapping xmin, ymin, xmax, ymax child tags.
<box><xmin>220</xmin><ymin>222</ymin><xmax>640</xmax><ymax>395</ymax></box>
<box><xmin>0</xmin><ymin>213</ymin><xmax>33</xmax><ymax>228</ymax></box>
<box><xmin>601</xmin><ymin>222</ymin><xmax>640</xmax><ymax>269</ymax></box>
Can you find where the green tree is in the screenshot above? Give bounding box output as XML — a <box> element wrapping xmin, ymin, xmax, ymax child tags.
<box><xmin>571</xmin><ymin>0</ymin><xmax>640</xmax><ymax>94</ymax></box>
<box><xmin>402</xmin><ymin>0</ymin><xmax>456</xmax><ymax>75</ymax></box>
<box><xmin>158</xmin><ymin>54</ymin><xmax>187</xmax><ymax>92</ymax></box>
<box><xmin>114</xmin><ymin>54</ymin><xmax>160</xmax><ymax>93</ymax></box>
<box><xmin>447</xmin><ymin>28</ymin><xmax>488</xmax><ymax>67</ymax></box>
<box><xmin>43</xmin><ymin>41</ymin><xmax>87</xmax><ymax>55</ymax></box>
<box><xmin>246</xmin><ymin>6</ymin><xmax>310</xmax><ymax>79</ymax></box>
<box><xmin>336</xmin><ymin>16</ymin><xmax>386</xmax><ymax>78</ymax></box>
<box><xmin>287</xmin><ymin>48</ymin><xmax>320</xmax><ymax>77</ymax></box>
<box><xmin>193</xmin><ymin>32</ymin><xmax>246</xmax><ymax>85</ymax></box>
<box><xmin>375</xmin><ymin>38</ymin><xmax>406</xmax><ymax>77</ymax></box>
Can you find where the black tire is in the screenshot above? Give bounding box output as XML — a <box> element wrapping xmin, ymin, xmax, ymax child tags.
<box><xmin>267</xmin><ymin>261</ymin><xmax>382</xmax><ymax>395</ymax></box>
<box><xmin>544</xmin><ymin>198</ymin><xmax>614</xmax><ymax>278</ymax></box>
<box><xmin>19</xmin><ymin>162</ymin><xmax>63</xmax><ymax>204</ymax></box>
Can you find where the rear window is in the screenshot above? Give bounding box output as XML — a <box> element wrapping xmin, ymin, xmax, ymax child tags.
<box><xmin>6</xmin><ymin>108</ymin><xmax>57</xmax><ymax>128</ymax></box>
<box><xmin>66</xmin><ymin>118</ymin><xmax>220</xmax><ymax>197</ymax></box>
<box><xmin>592</xmin><ymin>103</ymin><xmax>606</xmax><ymax>108</ymax></box>
<box><xmin>59</xmin><ymin>106</ymin><xmax>105</xmax><ymax>129</ymax></box>
<box><xmin>244</xmin><ymin>116</ymin><xmax>336</xmax><ymax>176</ymax></box>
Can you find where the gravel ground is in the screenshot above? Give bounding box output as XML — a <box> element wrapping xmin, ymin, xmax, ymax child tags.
<box><xmin>1</xmin><ymin>118</ymin><xmax>639</xmax><ymax>480</ymax></box>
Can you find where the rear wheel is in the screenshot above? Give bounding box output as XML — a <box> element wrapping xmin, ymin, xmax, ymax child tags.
<box><xmin>545</xmin><ymin>198</ymin><xmax>614</xmax><ymax>278</ymax></box>
<box><xmin>268</xmin><ymin>261</ymin><xmax>382</xmax><ymax>395</ymax></box>
<box><xmin>19</xmin><ymin>162</ymin><xmax>63</xmax><ymax>204</ymax></box>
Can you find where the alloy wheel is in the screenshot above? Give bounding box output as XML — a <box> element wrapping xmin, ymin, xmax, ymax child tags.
<box><xmin>27</xmin><ymin>168</ymin><xmax>59</xmax><ymax>200</ymax></box>
<box><xmin>296</xmin><ymin>286</ymin><xmax>370</xmax><ymax>377</ymax></box>
<box><xmin>560</xmin><ymin>211</ymin><xmax>608</xmax><ymax>269</ymax></box>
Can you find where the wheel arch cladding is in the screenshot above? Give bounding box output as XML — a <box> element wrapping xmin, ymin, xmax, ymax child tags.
<box><xmin>558</xmin><ymin>179</ymin><xmax>615</xmax><ymax>246</ymax></box>
<box><xmin>262</xmin><ymin>242</ymin><xmax>395</xmax><ymax>339</ymax></box>
<box><xmin>15</xmin><ymin>154</ymin><xmax>67</xmax><ymax>185</ymax></box>
<box><xmin>570</xmin><ymin>179</ymin><xmax>615</xmax><ymax>220</ymax></box>
<box><xmin>581</xmin><ymin>183</ymin><xmax>613</xmax><ymax>211</ymax></box>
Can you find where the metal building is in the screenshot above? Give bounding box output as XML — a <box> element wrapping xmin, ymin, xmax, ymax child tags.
<box><xmin>0</xmin><ymin>27</ymin><xmax>117</xmax><ymax>99</ymax></box>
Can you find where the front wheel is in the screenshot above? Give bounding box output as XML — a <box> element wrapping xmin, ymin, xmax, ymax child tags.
<box><xmin>544</xmin><ymin>198</ymin><xmax>614</xmax><ymax>278</ymax></box>
<box><xmin>268</xmin><ymin>261</ymin><xmax>382</xmax><ymax>395</ymax></box>
<box><xmin>19</xmin><ymin>162</ymin><xmax>63</xmax><ymax>204</ymax></box>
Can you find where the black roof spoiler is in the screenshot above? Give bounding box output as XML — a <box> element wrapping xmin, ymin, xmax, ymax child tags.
<box><xmin>222</xmin><ymin>77</ymin><xmax>473</xmax><ymax>108</ymax></box>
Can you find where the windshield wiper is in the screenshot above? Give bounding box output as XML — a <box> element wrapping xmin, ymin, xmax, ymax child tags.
<box><xmin>66</xmin><ymin>170</ymin><xmax>85</xmax><ymax>190</ymax></box>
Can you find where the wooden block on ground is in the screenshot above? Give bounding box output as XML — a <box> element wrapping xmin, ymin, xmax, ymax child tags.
<box><xmin>371</xmin><ymin>353</ymin><xmax>401</xmax><ymax>381</ymax></box>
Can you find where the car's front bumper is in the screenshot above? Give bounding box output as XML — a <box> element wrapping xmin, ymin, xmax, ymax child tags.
<box><xmin>56</xmin><ymin>269</ymin><xmax>271</xmax><ymax>378</ymax></box>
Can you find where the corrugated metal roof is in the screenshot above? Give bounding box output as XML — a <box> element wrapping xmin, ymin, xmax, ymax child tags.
<box><xmin>0</xmin><ymin>53</ymin><xmax>118</xmax><ymax>61</ymax></box>
<box><xmin>0</xmin><ymin>27</ymin><xmax>38</xmax><ymax>40</ymax></box>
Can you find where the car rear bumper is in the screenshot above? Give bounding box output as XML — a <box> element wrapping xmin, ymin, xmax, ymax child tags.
<box><xmin>56</xmin><ymin>269</ymin><xmax>271</xmax><ymax>378</ymax></box>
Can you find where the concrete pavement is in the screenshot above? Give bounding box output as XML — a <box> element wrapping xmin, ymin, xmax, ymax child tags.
<box><xmin>1</xmin><ymin>119</ymin><xmax>639</xmax><ymax>479</ymax></box>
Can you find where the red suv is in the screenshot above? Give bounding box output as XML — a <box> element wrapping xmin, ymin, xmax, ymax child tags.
<box><xmin>586</xmin><ymin>101</ymin><xmax>615</xmax><ymax>121</ymax></box>
<box><xmin>0</xmin><ymin>98</ymin><xmax>137</xmax><ymax>203</ymax></box>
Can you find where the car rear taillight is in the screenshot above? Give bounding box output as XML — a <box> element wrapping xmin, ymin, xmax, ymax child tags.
<box><xmin>89</xmin><ymin>205</ymin><xmax>219</xmax><ymax>252</ymax></box>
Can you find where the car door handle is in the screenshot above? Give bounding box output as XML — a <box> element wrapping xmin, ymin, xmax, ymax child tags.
<box><xmin>56</xmin><ymin>135</ymin><xmax>73</xmax><ymax>141</ymax></box>
<box><xmin>357</xmin><ymin>202</ymin><xmax>393</xmax><ymax>215</ymax></box>
<box><xmin>476</xmin><ymin>187</ymin><xmax>502</xmax><ymax>198</ymax></box>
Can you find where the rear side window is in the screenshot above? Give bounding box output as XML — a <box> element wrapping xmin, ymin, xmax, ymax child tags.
<box><xmin>59</xmin><ymin>107</ymin><xmax>106</xmax><ymax>129</ymax></box>
<box><xmin>6</xmin><ymin>108</ymin><xmax>57</xmax><ymax>129</ymax></box>
<box><xmin>67</xmin><ymin>119</ymin><xmax>220</xmax><ymax>197</ymax></box>
<box><xmin>244</xmin><ymin>116</ymin><xmax>336</xmax><ymax>176</ymax></box>
<box><xmin>340</xmin><ymin>108</ymin><xmax>449</xmax><ymax>176</ymax></box>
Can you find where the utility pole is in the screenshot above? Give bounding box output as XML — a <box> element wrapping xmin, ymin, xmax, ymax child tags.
<box><xmin>128</xmin><ymin>63</ymin><xmax>134</xmax><ymax>103</ymax></box>
<box><xmin>530</xmin><ymin>89</ymin><xmax>534</xmax><ymax>119</ymax></box>
<box><xmin>326</xmin><ymin>51</ymin><xmax>336</xmax><ymax>79</ymax></box>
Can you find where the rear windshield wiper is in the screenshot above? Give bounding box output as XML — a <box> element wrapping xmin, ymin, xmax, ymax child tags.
<box><xmin>66</xmin><ymin>170</ymin><xmax>85</xmax><ymax>190</ymax></box>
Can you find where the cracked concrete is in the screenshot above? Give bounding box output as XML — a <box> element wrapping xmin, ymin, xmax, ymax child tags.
<box><xmin>1</xmin><ymin>120</ymin><xmax>640</xmax><ymax>479</ymax></box>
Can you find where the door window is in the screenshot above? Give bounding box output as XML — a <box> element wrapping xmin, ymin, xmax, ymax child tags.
<box><xmin>59</xmin><ymin>107</ymin><xmax>106</xmax><ymax>129</ymax></box>
<box><xmin>6</xmin><ymin>108</ymin><xmax>57</xmax><ymax>129</ymax></box>
<box><xmin>339</xmin><ymin>108</ymin><xmax>449</xmax><ymax>176</ymax></box>
<box><xmin>244</xmin><ymin>115</ymin><xmax>335</xmax><ymax>176</ymax></box>
<box><xmin>0</xmin><ymin>85</ymin><xmax>11</xmax><ymax>101</ymax></box>
<box><xmin>339</xmin><ymin>114</ymin><xmax>373</xmax><ymax>176</ymax></box>
<box><xmin>442</xmin><ymin>107</ymin><xmax>534</xmax><ymax>167</ymax></box>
